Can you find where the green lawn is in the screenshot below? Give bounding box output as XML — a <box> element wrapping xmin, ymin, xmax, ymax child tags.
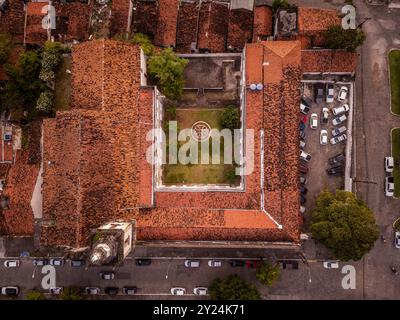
<box><xmin>54</xmin><ymin>56</ymin><xmax>71</xmax><ymax>111</ymax></box>
<box><xmin>392</xmin><ymin>128</ymin><xmax>400</xmax><ymax>197</ymax></box>
<box><xmin>389</xmin><ymin>50</ymin><xmax>400</xmax><ymax>115</ymax></box>
<box><xmin>162</xmin><ymin>107</ymin><xmax>241</xmax><ymax>185</ymax></box>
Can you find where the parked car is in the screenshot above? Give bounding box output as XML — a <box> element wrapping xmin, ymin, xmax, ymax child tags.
<box><xmin>300</xmin><ymin>130</ymin><xmax>306</xmax><ymax>140</ymax></box>
<box><xmin>300</xmin><ymin>98</ymin><xmax>311</xmax><ymax>114</ymax></box>
<box><xmin>70</xmin><ymin>260</ymin><xmax>85</xmax><ymax>267</ymax></box>
<box><xmin>314</xmin><ymin>83</ymin><xmax>325</xmax><ymax>103</ymax></box>
<box><xmin>338</xmin><ymin>86</ymin><xmax>348</xmax><ymax>102</ymax></box>
<box><xmin>385</xmin><ymin>156</ymin><xmax>394</xmax><ymax>173</ymax></box>
<box><xmin>299</xmin><ymin>163</ymin><xmax>309</xmax><ymax>174</ymax></box>
<box><xmin>326</xmin><ymin>83</ymin><xmax>335</xmax><ymax>103</ymax></box>
<box><xmin>135</xmin><ymin>259</ymin><xmax>151</xmax><ymax>266</ymax></box>
<box><xmin>328</xmin><ymin>153</ymin><xmax>345</xmax><ymax>166</ymax></box>
<box><xmin>193</xmin><ymin>287</ymin><xmax>208</xmax><ymax>296</ymax></box>
<box><xmin>4</xmin><ymin>260</ymin><xmax>20</xmax><ymax>268</ymax></box>
<box><xmin>300</xmin><ymin>206</ymin><xmax>306</xmax><ymax>214</ymax></box>
<box><xmin>208</xmin><ymin>260</ymin><xmax>222</xmax><ymax>267</ymax></box>
<box><xmin>100</xmin><ymin>271</ymin><xmax>115</xmax><ymax>280</ymax></box>
<box><xmin>300</xmin><ymin>185</ymin><xmax>308</xmax><ymax>194</ymax></box>
<box><xmin>309</xmin><ymin>113</ymin><xmax>318</xmax><ymax>129</ymax></box>
<box><xmin>395</xmin><ymin>232</ymin><xmax>400</xmax><ymax>249</ymax></box>
<box><xmin>330</xmin><ymin>134</ymin><xmax>347</xmax><ymax>145</ymax></box>
<box><xmin>300</xmin><ymin>176</ymin><xmax>308</xmax><ymax>185</ymax></box>
<box><xmin>171</xmin><ymin>288</ymin><xmax>186</xmax><ymax>295</ymax></box>
<box><xmin>332</xmin><ymin>104</ymin><xmax>349</xmax><ymax>116</ymax></box>
<box><xmin>245</xmin><ymin>260</ymin><xmax>261</xmax><ymax>268</ymax></box>
<box><xmin>85</xmin><ymin>287</ymin><xmax>100</xmax><ymax>295</ymax></box>
<box><xmin>385</xmin><ymin>176</ymin><xmax>394</xmax><ymax>197</ymax></box>
<box><xmin>1</xmin><ymin>286</ymin><xmax>19</xmax><ymax>296</ymax></box>
<box><xmin>326</xmin><ymin>166</ymin><xmax>344</xmax><ymax>176</ymax></box>
<box><xmin>230</xmin><ymin>260</ymin><xmax>245</xmax><ymax>267</ymax></box>
<box><xmin>104</xmin><ymin>287</ymin><xmax>119</xmax><ymax>295</ymax></box>
<box><xmin>300</xmin><ymin>139</ymin><xmax>306</xmax><ymax>149</ymax></box>
<box><xmin>123</xmin><ymin>286</ymin><xmax>137</xmax><ymax>295</ymax></box>
<box><xmin>184</xmin><ymin>260</ymin><xmax>200</xmax><ymax>268</ymax></box>
<box><xmin>300</xmin><ymin>150</ymin><xmax>312</xmax><ymax>162</ymax></box>
<box><xmin>332</xmin><ymin>114</ymin><xmax>347</xmax><ymax>126</ymax></box>
<box><xmin>320</xmin><ymin>130</ymin><xmax>328</xmax><ymax>145</ymax></box>
<box><xmin>33</xmin><ymin>259</ymin><xmax>49</xmax><ymax>266</ymax></box>
<box><xmin>299</xmin><ymin>122</ymin><xmax>306</xmax><ymax>131</ymax></box>
<box><xmin>49</xmin><ymin>258</ymin><xmax>64</xmax><ymax>266</ymax></box>
<box><xmin>323</xmin><ymin>261</ymin><xmax>339</xmax><ymax>269</ymax></box>
<box><xmin>332</xmin><ymin>126</ymin><xmax>346</xmax><ymax>137</ymax></box>
<box><xmin>321</xmin><ymin>107</ymin><xmax>329</xmax><ymax>124</ymax></box>
<box><xmin>300</xmin><ymin>194</ymin><xmax>306</xmax><ymax>205</ymax></box>
<box><xmin>49</xmin><ymin>287</ymin><xmax>63</xmax><ymax>295</ymax></box>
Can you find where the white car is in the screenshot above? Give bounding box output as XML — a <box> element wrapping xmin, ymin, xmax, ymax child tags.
<box><xmin>300</xmin><ymin>150</ymin><xmax>312</xmax><ymax>162</ymax></box>
<box><xmin>49</xmin><ymin>258</ymin><xmax>64</xmax><ymax>266</ymax></box>
<box><xmin>385</xmin><ymin>176</ymin><xmax>394</xmax><ymax>197</ymax></box>
<box><xmin>332</xmin><ymin>104</ymin><xmax>349</xmax><ymax>116</ymax></box>
<box><xmin>323</xmin><ymin>261</ymin><xmax>339</xmax><ymax>269</ymax></box>
<box><xmin>300</xmin><ymin>206</ymin><xmax>306</xmax><ymax>214</ymax></box>
<box><xmin>310</xmin><ymin>113</ymin><xmax>318</xmax><ymax>129</ymax></box>
<box><xmin>4</xmin><ymin>260</ymin><xmax>20</xmax><ymax>268</ymax></box>
<box><xmin>1</xmin><ymin>286</ymin><xmax>19</xmax><ymax>296</ymax></box>
<box><xmin>338</xmin><ymin>86</ymin><xmax>348</xmax><ymax>102</ymax></box>
<box><xmin>385</xmin><ymin>156</ymin><xmax>394</xmax><ymax>173</ymax></box>
<box><xmin>320</xmin><ymin>130</ymin><xmax>328</xmax><ymax>145</ymax></box>
<box><xmin>193</xmin><ymin>287</ymin><xmax>208</xmax><ymax>295</ymax></box>
<box><xmin>332</xmin><ymin>114</ymin><xmax>347</xmax><ymax>126</ymax></box>
<box><xmin>171</xmin><ymin>287</ymin><xmax>186</xmax><ymax>295</ymax></box>
<box><xmin>395</xmin><ymin>232</ymin><xmax>400</xmax><ymax>249</ymax></box>
<box><xmin>326</xmin><ymin>84</ymin><xmax>334</xmax><ymax>103</ymax></box>
<box><xmin>300</xmin><ymin>139</ymin><xmax>306</xmax><ymax>149</ymax></box>
<box><xmin>184</xmin><ymin>260</ymin><xmax>200</xmax><ymax>268</ymax></box>
<box><xmin>85</xmin><ymin>287</ymin><xmax>100</xmax><ymax>295</ymax></box>
<box><xmin>208</xmin><ymin>260</ymin><xmax>222</xmax><ymax>267</ymax></box>
<box><xmin>330</xmin><ymin>134</ymin><xmax>347</xmax><ymax>145</ymax></box>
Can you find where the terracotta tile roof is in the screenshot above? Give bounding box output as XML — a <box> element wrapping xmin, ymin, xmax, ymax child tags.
<box><xmin>110</xmin><ymin>0</ymin><xmax>131</xmax><ymax>37</ymax></box>
<box><xmin>252</xmin><ymin>5</ymin><xmax>272</xmax><ymax>42</ymax></box>
<box><xmin>0</xmin><ymin>0</ymin><xmax>25</xmax><ymax>43</ymax></box>
<box><xmin>25</xmin><ymin>1</ymin><xmax>91</xmax><ymax>45</ymax></box>
<box><xmin>132</xmin><ymin>0</ymin><xmax>158</xmax><ymax>37</ymax></box>
<box><xmin>298</xmin><ymin>7</ymin><xmax>341</xmax><ymax>32</ymax></box>
<box><xmin>176</xmin><ymin>1</ymin><xmax>198</xmax><ymax>53</ymax></box>
<box><xmin>227</xmin><ymin>8</ymin><xmax>253</xmax><ymax>51</ymax></box>
<box><xmin>154</xmin><ymin>0</ymin><xmax>179</xmax><ymax>47</ymax></box>
<box><xmin>301</xmin><ymin>49</ymin><xmax>358</xmax><ymax>73</ymax></box>
<box><xmin>41</xmin><ymin>40</ymin><xmax>150</xmax><ymax>247</ymax></box>
<box><xmin>1</xmin><ymin>150</ymin><xmax>39</xmax><ymax>235</ymax></box>
<box><xmin>197</xmin><ymin>1</ymin><xmax>229</xmax><ymax>53</ymax></box>
<box><xmin>25</xmin><ymin>1</ymin><xmax>48</xmax><ymax>45</ymax></box>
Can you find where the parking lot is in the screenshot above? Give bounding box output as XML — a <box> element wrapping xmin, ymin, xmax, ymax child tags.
<box><xmin>300</xmin><ymin>81</ymin><xmax>353</xmax><ymax>230</ymax></box>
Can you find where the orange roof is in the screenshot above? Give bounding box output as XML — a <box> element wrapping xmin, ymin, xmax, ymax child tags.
<box><xmin>253</xmin><ymin>5</ymin><xmax>273</xmax><ymax>42</ymax></box>
<box><xmin>0</xmin><ymin>0</ymin><xmax>25</xmax><ymax>42</ymax></box>
<box><xmin>154</xmin><ymin>0</ymin><xmax>180</xmax><ymax>47</ymax></box>
<box><xmin>298</xmin><ymin>7</ymin><xmax>341</xmax><ymax>32</ymax></box>
<box><xmin>301</xmin><ymin>49</ymin><xmax>358</xmax><ymax>73</ymax></box>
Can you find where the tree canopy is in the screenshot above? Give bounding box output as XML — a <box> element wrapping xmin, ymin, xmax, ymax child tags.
<box><xmin>256</xmin><ymin>262</ymin><xmax>281</xmax><ymax>286</ymax></box>
<box><xmin>323</xmin><ymin>26</ymin><xmax>366</xmax><ymax>52</ymax></box>
<box><xmin>59</xmin><ymin>287</ymin><xmax>83</xmax><ymax>300</ymax></box>
<box><xmin>220</xmin><ymin>106</ymin><xmax>240</xmax><ymax>130</ymax></box>
<box><xmin>26</xmin><ymin>290</ymin><xmax>46</xmax><ymax>300</ymax></box>
<box><xmin>0</xmin><ymin>33</ymin><xmax>11</xmax><ymax>65</ymax></box>
<box><xmin>148</xmin><ymin>48</ymin><xmax>188</xmax><ymax>100</ymax></box>
<box><xmin>311</xmin><ymin>190</ymin><xmax>379</xmax><ymax>261</ymax></box>
<box><xmin>132</xmin><ymin>33</ymin><xmax>154</xmax><ymax>56</ymax></box>
<box><xmin>209</xmin><ymin>275</ymin><xmax>261</xmax><ymax>300</ymax></box>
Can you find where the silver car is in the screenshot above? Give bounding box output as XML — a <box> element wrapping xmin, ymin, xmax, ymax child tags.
<box><xmin>330</xmin><ymin>134</ymin><xmax>347</xmax><ymax>145</ymax></box>
<box><xmin>193</xmin><ymin>287</ymin><xmax>208</xmax><ymax>295</ymax></box>
<box><xmin>395</xmin><ymin>232</ymin><xmax>400</xmax><ymax>249</ymax></box>
<box><xmin>208</xmin><ymin>260</ymin><xmax>222</xmax><ymax>267</ymax></box>
<box><xmin>85</xmin><ymin>287</ymin><xmax>100</xmax><ymax>295</ymax></box>
<box><xmin>332</xmin><ymin>114</ymin><xmax>347</xmax><ymax>126</ymax></box>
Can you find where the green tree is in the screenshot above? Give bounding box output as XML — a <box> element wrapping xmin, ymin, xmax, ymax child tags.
<box><xmin>311</xmin><ymin>190</ymin><xmax>379</xmax><ymax>261</ymax></box>
<box><xmin>60</xmin><ymin>287</ymin><xmax>83</xmax><ymax>300</ymax></box>
<box><xmin>148</xmin><ymin>48</ymin><xmax>188</xmax><ymax>100</ymax></box>
<box><xmin>36</xmin><ymin>90</ymin><xmax>54</xmax><ymax>113</ymax></box>
<box><xmin>272</xmin><ymin>0</ymin><xmax>289</xmax><ymax>13</ymax></box>
<box><xmin>39</xmin><ymin>41</ymin><xmax>67</xmax><ymax>82</ymax></box>
<box><xmin>0</xmin><ymin>33</ymin><xmax>11</xmax><ymax>65</ymax></box>
<box><xmin>132</xmin><ymin>33</ymin><xmax>154</xmax><ymax>56</ymax></box>
<box><xmin>26</xmin><ymin>290</ymin><xmax>46</xmax><ymax>300</ymax></box>
<box><xmin>209</xmin><ymin>275</ymin><xmax>261</xmax><ymax>300</ymax></box>
<box><xmin>220</xmin><ymin>106</ymin><xmax>240</xmax><ymax>130</ymax></box>
<box><xmin>322</xmin><ymin>26</ymin><xmax>366</xmax><ymax>52</ymax></box>
<box><xmin>256</xmin><ymin>262</ymin><xmax>280</xmax><ymax>286</ymax></box>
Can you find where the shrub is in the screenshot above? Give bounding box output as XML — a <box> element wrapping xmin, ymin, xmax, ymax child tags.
<box><xmin>256</xmin><ymin>262</ymin><xmax>281</xmax><ymax>286</ymax></box>
<box><xmin>272</xmin><ymin>0</ymin><xmax>289</xmax><ymax>13</ymax></box>
<box><xmin>0</xmin><ymin>33</ymin><xmax>11</xmax><ymax>65</ymax></box>
<box><xmin>26</xmin><ymin>290</ymin><xmax>46</xmax><ymax>300</ymax></box>
<box><xmin>220</xmin><ymin>106</ymin><xmax>240</xmax><ymax>130</ymax></box>
<box><xmin>209</xmin><ymin>275</ymin><xmax>261</xmax><ymax>300</ymax></box>
<box><xmin>323</xmin><ymin>26</ymin><xmax>366</xmax><ymax>52</ymax></box>
<box><xmin>60</xmin><ymin>287</ymin><xmax>83</xmax><ymax>300</ymax></box>
<box><xmin>36</xmin><ymin>91</ymin><xmax>54</xmax><ymax>113</ymax></box>
<box><xmin>132</xmin><ymin>33</ymin><xmax>154</xmax><ymax>56</ymax></box>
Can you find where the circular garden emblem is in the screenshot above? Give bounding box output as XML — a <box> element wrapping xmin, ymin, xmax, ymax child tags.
<box><xmin>191</xmin><ymin>121</ymin><xmax>211</xmax><ymax>142</ymax></box>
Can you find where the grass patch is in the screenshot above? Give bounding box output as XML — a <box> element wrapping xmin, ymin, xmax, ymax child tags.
<box><xmin>389</xmin><ymin>50</ymin><xmax>400</xmax><ymax>115</ymax></box>
<box><xmin>392</xmin><ymin>128</ymin><xmax>400</xmax><ymax>197</ymax></box>
<box><xmin>162</xmin><ymin>107</ymin><xmax>241</xmax><ymax>186</ymax></box>
<box><xmin>54</xmin><ymin>56</ymin><xmax>71</xmax><ymax>111</ymax></box>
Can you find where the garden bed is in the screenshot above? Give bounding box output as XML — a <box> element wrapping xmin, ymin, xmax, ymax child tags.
<box><xmin>54</xmin><ymin>56</ymin><xmax>71</xmax><ymax>111</ymax></box>
<box><xmin>389</xmin><ymin>50</ymin><xmax>400</xmax><ymax>115</ymax></box>
<box><xmin>392</xmin><ymin>128</ymin><xmax>400</xmax><ymax>197</ymax></box>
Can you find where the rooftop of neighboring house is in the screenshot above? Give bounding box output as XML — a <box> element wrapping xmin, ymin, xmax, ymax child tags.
<box><xmin>301</xmin><ymin>49</ymin><xmax>358</xmax><ymax>74</ymax></box>
<box><xmin>297</xmin><ymin>7</ymin><xmax>341</xmax><ymax>33</ymax></box>
<box><xmin>252</xmin><ymin>5</ymin><xmax>273</xmax><ymax>42</ymax></box>
<box><xmin>0</xmin><ymin>45</ymin><xmax>23</xmax><ymax>81</ymax></box>
<box><xmin>154</xmin><ymin>0</ymin><xmax>179</xmax><ymax>47</ymax></box>
<box><xmin>227</xmin><ymin>8</ymin><xmax>253</xmax><ymax>51</ymax></box>
<box><xmin>0</xmin><ymin>0</ymin><xmax>25</xmax><ymax>43</ymax></box>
